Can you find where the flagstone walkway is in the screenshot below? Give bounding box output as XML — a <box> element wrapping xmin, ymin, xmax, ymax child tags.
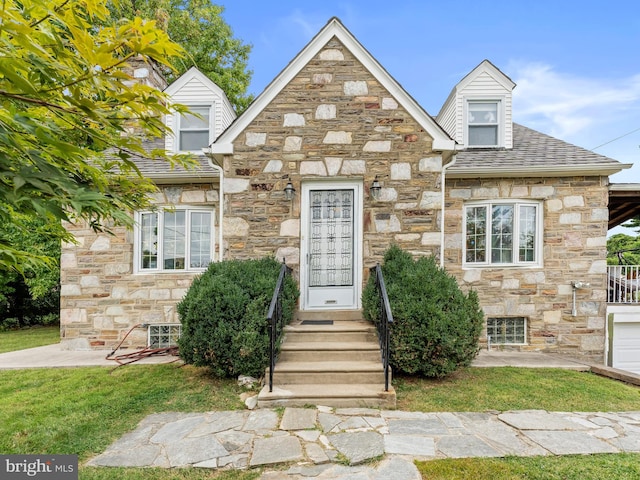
<box><xmin>87</xmin><ymin>407</ymin><xmax>640</xmax><ymax>479</ymax></box>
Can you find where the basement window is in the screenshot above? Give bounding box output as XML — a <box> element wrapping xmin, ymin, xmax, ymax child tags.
<box><xmin>487</xmin><ymin>317</ymin><xmax>526</xmax><ymax>345</ymax></box>
<box><xmin>148</xmin><ymin>324</ymin><xmax>182</xmax><ymax>348</ymax></box>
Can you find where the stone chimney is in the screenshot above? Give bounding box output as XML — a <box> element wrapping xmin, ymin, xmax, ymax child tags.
<box><xmin>123</xmin><ymin>55</ymin><xmax>168</xmax><ymax>91</ymax></box>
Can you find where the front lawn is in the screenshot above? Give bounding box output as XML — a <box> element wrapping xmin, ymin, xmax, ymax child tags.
<box><xmin>0</xmin><ymin>365</ymin><xmax>244</xmax><ymax>458</ymax></box>
<box><xmin>1</xmin><ymin>364</ymin><xmax>639</xmax><ymax>479</ymax></box>
<box><xmin>0</xmin><ymin>325</ymin><xmax>60</xmax><ymax>353</ymax></box>
<box><xmin>416</xmin><ymin>454</ymin><xmax>640</xmax><ymax>480</ymax></box>
<box><xmin>395</xmin><ymin>366</ymin><xmax>640</xmax><ymax>412</ymax></box>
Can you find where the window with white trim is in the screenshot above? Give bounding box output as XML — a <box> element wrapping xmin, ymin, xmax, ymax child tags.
<box><xmin>178</xmin><ymin>106</ymin><xmax>211</xmax><ymax>152</ymax></box>
<box><xmin>136</xmin><ymin>208</ymin><xmax>213</xmax><ymax>272</ymax></box>
<box><xmin>464</xmin><ymin>201</ymin><xmax>541</xmax><ymax>266</ymax></box>
<box><xmin>467</xmin><ymin>101</ymin><xmax>499</xmax><ymax>147</ymax></box>
<box><xmin>487</xmin><ymin>317</ymin><xmax>527</xmax><ymax>345</ymax></box>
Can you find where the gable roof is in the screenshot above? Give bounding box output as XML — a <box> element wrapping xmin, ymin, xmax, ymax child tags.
<box><xmin>458</xmin><ymin>59</ymin><xmax>516</xmax><ymax>92</ymax></box>
<box><xmin>437</xmin><ymin>60</ymin><xmax>515</xmax><ymax>122</ymax></box>
<box><xmin>210</xmin><ymin>17</ymin><xmax>455</xmax><ymax>155</ymax></box>
<box><xmin>164</xmin><ymin>66</ymin><xmax>227</xmax><ymax>98</ymax></box>
<box><xmin>448</xmin><ymin>123</ymin><xmax>631</xmax><ymax>177</ymax></box>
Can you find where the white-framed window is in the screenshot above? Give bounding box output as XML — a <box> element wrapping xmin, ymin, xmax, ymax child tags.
<box><xmin>467</xmin><ymin>100</ymin><xmax>499</xmax><ymax>147</ymax></box>
<box><xmin>464</xmin><ymin>201</ymin><xmax>541</xmax><ymax>267</ymax></box>
<box><xmin>135</xmin><ymin>207</ymin><xmax>214</xmax><ymax>273</ymax></box>
<box><xmin>178</xmin><ymin>106</ymin><xmax>211</xmax><ymax>152</ymax></box>
<box><xmin>487</xmin><ymin>317</ymin><xmax>527</xmax><ymax>345</ymax></box>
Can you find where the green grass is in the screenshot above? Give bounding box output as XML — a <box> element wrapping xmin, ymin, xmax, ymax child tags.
<box><xmin>0</xmin><ymin>365</ymin><xmax>245</xmax><ymax>460</ymax></box>
<box><xmin>395</xmin><ymin>367</ymin><xmax>640</xmax><ymax>412</ymax></box>
<box><xmin>0</xmin><ymin>325</ymin><xmax>60</xmax><ymax>353</ymax></box>
<box><xmin>416</xmin><ymin>454</ymin><xmax>640</xmax><ymax>479</ymax></box>
<box><xmin>80</xmin><ymin>467</ymin><xmax>260</xmax><ymax>480</ymax></box>
<box><xmin>2</xmin><ymin>362</ymin><xmax>640</xmax><ymax>479</ymax></box>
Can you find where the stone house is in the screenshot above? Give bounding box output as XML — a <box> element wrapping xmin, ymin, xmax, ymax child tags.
<box><xmin>60</xmin><ymin>18</ymin><xmax>628</xmax><ymax>363</ymax></box>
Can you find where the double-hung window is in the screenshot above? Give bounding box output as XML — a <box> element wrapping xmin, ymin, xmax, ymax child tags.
<box><xmin>178</xmin><ymin>106</ymin><xmax>211</xmax><ymax>152</ymax></box>
<box><xmin>467</xmin><ymin>101</ymin><xmax>499</xmax><ymax>147</ymax></box>
<box><xmin>137</xmin><ymin>208</ymin><xmax>213</xmax><ymax>272</ymax></box>
<box><xmin>465</xmin><ymin>201</ymin><xmax>541</xmax><ymax>267</ymax></box>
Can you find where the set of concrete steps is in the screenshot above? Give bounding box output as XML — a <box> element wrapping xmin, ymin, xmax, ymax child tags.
<box><xmin>257</xmin><ymin>310</ymin><xmax>396</xmax><ymax>408</ymax></box>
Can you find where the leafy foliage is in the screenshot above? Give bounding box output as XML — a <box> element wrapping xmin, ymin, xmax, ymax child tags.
<box><xmin>108</xmin><ymin>0</ymin><xmax>254</xmax><ymax>113</ymax></box>
<box><xmin>0</xmin><ymin>210</ymin><xmax>61</xmax><ymax>329</ymax></box>
<box><xmin>607</xmin><ymin>233</ymin><xmax>640</xmax><ymax>265</ymax></box>
<box><xmin>177</xmin><ymin>257</ymin><xmax>299</xmax><ymax>378</ymax></box>
<box><xmin>363</xmin><ymin>245</ymin><xmax>484</xmax><ymax>378</ymax></box>
<box><xmin>0</xmin><ymin>0</ymin><xmax>192</xmax><ymax>273</ymax></box>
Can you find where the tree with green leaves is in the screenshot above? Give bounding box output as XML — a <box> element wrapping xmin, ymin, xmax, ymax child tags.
<box><xmin>0</xmin><ymin>0</ymin><xmax>191</xmax><ymax>275</ymax></box>
<box><xmin>607</xmin><ymin>233</ymin><xmax>640</xmax><ymax>265</ymax></box>
<box><xmin>110</xmin><ymin>0</ymin><xmax>254</xmax><ymax>112</ymax></box>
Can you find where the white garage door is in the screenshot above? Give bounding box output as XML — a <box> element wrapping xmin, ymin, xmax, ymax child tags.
<box><xmin>613</xmin><ymin>322</ymin><xmax>640</xmax><ymax>375</ymax></box>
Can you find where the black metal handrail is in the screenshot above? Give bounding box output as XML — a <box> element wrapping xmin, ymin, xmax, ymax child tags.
<box><xmin>370</xmin><ymin>263</ymin><xmax>394</xmax><ymax>391</ymax></box>
<box><xmin>267</xmin><ymin>260</ymin><xmax>292</xmax><ymax>392</ymax></box>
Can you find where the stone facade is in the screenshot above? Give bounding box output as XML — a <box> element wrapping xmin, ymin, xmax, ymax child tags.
<box><xmin>60</xmin><ymin>184</ymin><xmax>217</xmax><ymax>350</ymax></box>
<box><xmin>221</xmin><ymin>38</ymin><xmax>443</xmax><ymax>276</ymax></box>
<box><xmin>443</xmin><ymin>176</ymin><xmax>609</xmax><ymax>361</ymax></box>
<box><xmin>58</xmin><ymin>26</ymin><xmax>619</xmax><ymax>362</ymax></box>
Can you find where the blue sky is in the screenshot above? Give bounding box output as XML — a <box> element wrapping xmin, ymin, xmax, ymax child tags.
<box><xmin>220</xmin><ymin>1</ymin><xmax>640</xmax><ymax>188</ymax></box>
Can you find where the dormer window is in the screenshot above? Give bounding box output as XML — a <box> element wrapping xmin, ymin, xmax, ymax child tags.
<box><xmin>467</xmin><ymin>101</ymin><xmax>499</xmax><ymax>147</ymax></box>
<box><xmin>178</xmin><ymin>106</ymin><xmax>211</xmax><ymax>152</ymax></box>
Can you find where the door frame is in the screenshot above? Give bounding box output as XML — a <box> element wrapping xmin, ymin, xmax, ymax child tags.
<box><xmin>299</xmin><ymin>179</ymin><xmax>363</xmax><ymax>311</ymax></box>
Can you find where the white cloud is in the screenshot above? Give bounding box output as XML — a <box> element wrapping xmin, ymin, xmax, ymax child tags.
<box><xmin>509</xmin><ymin>61</ymin><xmax>640</xmax><ymax>143</ymax></box>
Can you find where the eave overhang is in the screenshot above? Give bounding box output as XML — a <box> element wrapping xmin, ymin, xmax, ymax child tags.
<box><xmin>447</xmin><ymin>163</ymin><xmax>632</xmax><ymax>179</ymax></box>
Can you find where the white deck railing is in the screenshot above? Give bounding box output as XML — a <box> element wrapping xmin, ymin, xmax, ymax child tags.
<box><xmin>608</xmin><ymin>265</ymin><xmax>640</xmax><ymax>304</ymax></box>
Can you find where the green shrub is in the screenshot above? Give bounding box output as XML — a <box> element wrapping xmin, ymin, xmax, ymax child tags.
<box><xmin>363</xmin><ymin>245</ymin><xmax>483</xmax><ymax>378</ymax></box>
<box><xmin>177</xmin><ymin>257</ymin><xmax>299</xmax><ymax>378</ymax></box>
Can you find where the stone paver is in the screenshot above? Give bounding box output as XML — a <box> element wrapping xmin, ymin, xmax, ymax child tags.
<box><xmin>437</xmin><ymin>435</ymin><xmax>502</xmax><ymax>458</ymax></box>
<box><xmin>522</xmin><ymin>430</ymin><xmax>619</xmax><ymax>455</ymax></box>
<box><xmin>250</xmin><ymin>436</ymin><xmax>304</xmax><ymax>467</ymax></box>
<box><xmin>280</xmin><ymin>407</ymin><xmax>317</xmax><ymax>431</ymax></box>
<box><xmin>328</xmin><ymin>431</ymin><xmax>384</xmax><ymax>465</ymax></box>
<box><xmin>87</xmin><ymin>408</ymin><xmax>640</xmax><ymax>479</ymax></box>
<box><xmin>499</xmin><ymin>410</ymin><xmax>586</xmax><ymax>431</ymax></box>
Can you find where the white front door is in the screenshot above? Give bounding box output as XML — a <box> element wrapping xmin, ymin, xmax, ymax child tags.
<box><xmin>300</xmin><ymin>181</ymin><xmax>362</xmax><ymax>310</ymax></box>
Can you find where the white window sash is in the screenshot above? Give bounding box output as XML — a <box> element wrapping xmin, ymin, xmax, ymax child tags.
<box><xmin>467</xmin><ymin>100</ymin><xmax>500</xmax><ymax>147</ymax></box>
<box><xmin>177</xmin><ymin>105</ymin><xmax>212</xmax><ymax>153</ymax></box>
<box><xmin>464</xmin><ymin>202</ymin><xmax>540</xmax><ymax>267</ymax></box>
<box><xmin>136</xmin><ymin>208</ymin><xmax>214</xmax><ymax>273</ymax></box>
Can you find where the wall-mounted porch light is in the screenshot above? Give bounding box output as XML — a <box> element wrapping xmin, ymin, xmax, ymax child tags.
<box><xmin>571</xmin><ymin>280</ymin><xmax>591</xmax><ymax>317</ymax></box>
<box><xmin>284</xmin><ymin>176</ymin><xmax>296</xmax><ymax>200</ymax></box>
<box><xmin>370</xmin><ymin>176</ymin><xmax>382</xmax><ymax>200</ymax></box>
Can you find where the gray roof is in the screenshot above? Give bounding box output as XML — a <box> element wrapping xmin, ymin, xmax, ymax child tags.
<box><xmin>449</xmin><ymin>123</ymin><xmax>628</xmax><ymax>177</ymax></box>
<box><xmin>111</xmin><ymin>137</ymin><xmax>219</xmax><ymax>183</ymax></box>
<box><xmin>122</xmin><ymin>123</ymin><xmax>628</xmax><ymax>182</ymax></box>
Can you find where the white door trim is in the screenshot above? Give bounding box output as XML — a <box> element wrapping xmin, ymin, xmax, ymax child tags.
<box><xmin>299</xmin><ymin>180</ymin><xmax>363</xmax><ymax>310</ymax></box>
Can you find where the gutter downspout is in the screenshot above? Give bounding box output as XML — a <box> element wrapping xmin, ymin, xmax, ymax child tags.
<box><xmin>440</xmin><ymin>153</ymin><xmax>457</xmax><ymax>268</ymax></box>
<box><xmin>205</xmin><ymin>152</ymin><xmax>224</xmax><ymax>262</ymax></box>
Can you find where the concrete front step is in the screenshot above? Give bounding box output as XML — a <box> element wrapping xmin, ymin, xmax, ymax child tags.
<box><xmin>279</xmin><ymin>341</ymin><xmax>382</xmax><ymax>362</ymax></box>
<box><xmin>260</xmin><ymin>310</ymin><xmax>396</xmax><ymax>408</ymax></box>
<box><xmin>296</xmin><ymin>310</ymin><xmax>363</xmax><ymax>322</ymax></box>
<box><xmin>256</xmin><ymin>383</ymin><xmax>396</xmax><ymax>408</ymax></box>
<box><xmin>267</xmin><ymin>360</ymin><xmax>388</xmax><ymax>384</ymax></box>
<box><xmin>283</xmin><ymin>323</ymin><xmax>378</xmax><ymax>343</ymax></box>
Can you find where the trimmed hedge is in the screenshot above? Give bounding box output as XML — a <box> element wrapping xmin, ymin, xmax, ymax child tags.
<box><xmin>363</xmin><ymin>245</ymin><xmax>483</xmax><ymax>378</ymax></box>
<box><xmin>177</xmin><ymin>257</ymin><xmax>299</xmax><ymax>378</ymax></box>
